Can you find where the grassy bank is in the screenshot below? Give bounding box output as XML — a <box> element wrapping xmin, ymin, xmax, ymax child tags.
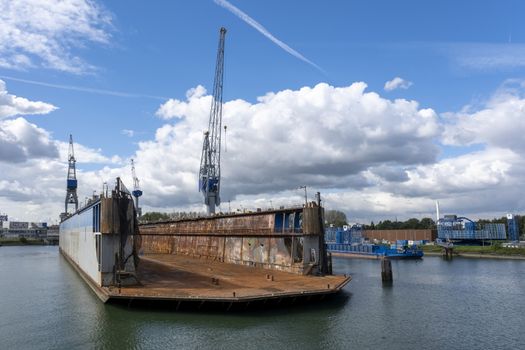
<box><xmin>0</xmin><ymin>238</ymin><xmax>47</xmax><ymax>246</ymax></box>
<box><xmin>422</xmin><ymin>244</ymin><xmax>525</xmax><ymax>257</ymax></box>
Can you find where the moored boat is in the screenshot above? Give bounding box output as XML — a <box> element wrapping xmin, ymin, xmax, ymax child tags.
<box><xmin>326</xmin><ymin>226</ymin><xmax>423</xmax><ymax>259</ymax></box>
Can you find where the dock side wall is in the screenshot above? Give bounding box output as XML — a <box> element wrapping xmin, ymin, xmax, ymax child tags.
<box><xmin>60</xmin><ymin>197</ymin><xmax>138</xmax><ymax>287</ymax></box>
<box><xmin>98</xmin><ymin>197</ymin><xmax>137</xmax><ymax>286</ymax></box>
<box><xmin>139</xmin><ymin>233</ymin><xmax>309</xmax><ymax>273</ymax></box>
<box><xmin>139</xmin><ymin>208</ymin><xmax>323</xmax><ymax>275</ymax></box>
<box><xmin>59</xmin><ymin>206</ymin><xmax>101</xmax><ymax>285</ymax></box>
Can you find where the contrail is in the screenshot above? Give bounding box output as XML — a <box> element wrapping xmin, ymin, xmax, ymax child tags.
<box><xmin>214</xmin><ymin>0</ymin><xmax>324</xmax><ymax>73</ymax></box>
<box><xmin>0</xmin><ymin>76</ymin><xmax>169</xmax><ymax>100</ymax></box>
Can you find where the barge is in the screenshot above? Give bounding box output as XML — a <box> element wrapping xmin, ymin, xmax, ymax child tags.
<box><xmin>325</xmin><ymin>226</ymin><xmax>423</xmax><ymax>259</ymax></box>
<box><xmin>327</xmin><ymin>242</ymin><xmax>423</xmax><ymax>259</ymax></box>
<box><xmin>59</xmin><ymin>180</ymin><xmax>350</xmax><ymax>307</ymax></box>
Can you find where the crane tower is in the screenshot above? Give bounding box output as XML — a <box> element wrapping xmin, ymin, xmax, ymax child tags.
<box><xmin>131</xmin><ymin>158</ymin><xmax>143</xmax><ymax>217</ymax></box>
<box><xmin>199</xmin><ymin>27</ymin><xmax>226</xmax><ymax>215</ymax></box>
<box><xmin>65</xmin><ymin>134</ymin><xmax>78</xmax><ymax>214</ymax></box>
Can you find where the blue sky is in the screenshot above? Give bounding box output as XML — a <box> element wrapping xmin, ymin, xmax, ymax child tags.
<box><xmin>2</xmin><ymin>0</ymin><xmax>525</xmax><ymax>223</ymax></box>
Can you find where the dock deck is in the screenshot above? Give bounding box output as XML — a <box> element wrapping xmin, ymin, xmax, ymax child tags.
<box><xmin>96</xmin><ymin>254</ymin><xmax>350</xmax><ymax>305</ymax></box>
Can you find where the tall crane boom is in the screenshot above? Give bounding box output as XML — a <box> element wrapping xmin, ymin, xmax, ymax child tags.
<box><xmin>65</xmin><ymin>134</ymin><xmax>78</xmax><ymax>214</ymax></box>
<box><xmin>131</xmin><ymin>158</ymin><xmax>143</xmax><ymax>217</ymax></box>
<box><xmin>199</xmin><ymin>27</ymin><xmax>226</xmax><ymax>215</ymax></box>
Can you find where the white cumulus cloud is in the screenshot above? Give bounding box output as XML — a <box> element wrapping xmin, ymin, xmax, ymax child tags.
<box><xmin>0</xmin><ymin>117</ymin><xmax>59</xmax><ymax>162</ymax></box>
<box><xmin>0</xmin><ymin>0</ymin><xmax>112</xmax><ymax>73</ymax></box>
<box><xmin>131</xmin><ymin>81</ymin><xmax>525</xmax><ymax>220</ymax></box>
<box><xmin>142</xmin><ymin>82</ymin><xmax>440</xmax><ymax>209</ymax></box>
<box><xmin>384</xmin><ymin>77</ymin><xmax>413</xmax><ymax>91</ymax></box>
<box><xmin>0</xmin><ymin>80</ymin><xmax>57</xmax><ymax>119</ymax></box>
<box><xmin>442</xmin><ymin>83</ymin><xmax>525</xmax><ymax>152</ymax></box>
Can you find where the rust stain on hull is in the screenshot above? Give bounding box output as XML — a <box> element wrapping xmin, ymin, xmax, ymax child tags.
<box><xmin>139</xmin><ymin>206</ymin><xmax>328</xmax><ymax>275</ymax></box>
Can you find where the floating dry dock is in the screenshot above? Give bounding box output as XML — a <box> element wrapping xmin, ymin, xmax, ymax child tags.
<box><xmin>59</xmin><ymin>180</ymin><xmax>350</xmax><ymax>307</ymax></box>
<box><xmin>68</xmin><ymin>254</ymin><xmax>350</xmax><ymax>307</ymax></box>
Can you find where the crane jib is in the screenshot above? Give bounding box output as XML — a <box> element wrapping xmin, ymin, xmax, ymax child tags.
<box><xmin>199</xmin><ymin>27</ymin><xmax>226</xmax><ymax>215</ymax></box>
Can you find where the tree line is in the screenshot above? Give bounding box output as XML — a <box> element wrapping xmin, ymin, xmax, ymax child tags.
<box><xmin>365</xmin><ymin>218</ymin><xmax>435</xmax><ymax>230</ymax></box>
<box><xmin>139</xmin><ymin>211</ymin><xmax>203</xmax><ymax>223</ymax></box>
<box><xmin>324</xmin><ymin>210</ymin><xmax>436</xmax><ymax>230</ymax></box>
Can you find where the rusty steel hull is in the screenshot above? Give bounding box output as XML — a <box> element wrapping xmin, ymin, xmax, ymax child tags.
<box><xmin>139</xmin><ymin>206</ymin><xmax>326</xmax><ymax>275</ymax></box>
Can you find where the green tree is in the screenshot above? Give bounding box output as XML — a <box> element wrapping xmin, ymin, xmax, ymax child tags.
<box><xmin>404</xmin><ymin>218</ymin><xmax>420</xmax><ymax>229</ymax></box>
<box><xmin>376</xmin><ymin>220</ymin><xmax>393</xmax><ymax>230</ymax></box>
<box><xmin>139</xmin><ymin>212</ymin><xmax>170</xmax><ymax>223</ymax></box>
<box><xmin>325</xmin><ymin>210</ymin><xmax>348</xmax><ymax>227</ymax></box>
<box><xmin>419</xmin><ymin>217</ymin><xmax>435</xmax><ymax>229</ymax></box>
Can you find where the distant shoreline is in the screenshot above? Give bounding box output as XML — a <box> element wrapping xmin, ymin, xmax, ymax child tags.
<box><xmin>423</xmin><ymin>251</ymin><xmax>525</xmax><ymax>260</ymax></box>
<box><xmin>0</xmin><ymin>239</ymin><xmax>53</xmax><ymax>246</ymax></box>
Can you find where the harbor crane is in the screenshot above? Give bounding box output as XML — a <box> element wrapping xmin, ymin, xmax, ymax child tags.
<box><xmin>65</xmin><ymin>134</ymin><xmax>78</xmax><ymax>214</ymax></box>
<box><xmin>199</xmin><ymin>27</ymin><xmax>226</xmax><ymax>215</ymax></box>
<box><xmin>131</xmin><ymin>158</ymin><xmax>143</xmax><ymax>217</ymax></box>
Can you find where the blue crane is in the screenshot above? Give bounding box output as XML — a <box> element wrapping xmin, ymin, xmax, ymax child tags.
<box><xmin>65</xmin><ymin>134</ymin><xmax>78</xmax><ymax>214</ymax></box>
<box><xmin>131</xmin><ymin>158</ymin><xmax>143</xmax><ymax>217</ymax></box>
<box><xmin>199</xmin><ymin>27</ymin><xmax>226</xmax><ymax>215</ymax></box>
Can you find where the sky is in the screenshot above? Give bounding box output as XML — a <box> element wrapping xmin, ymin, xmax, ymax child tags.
<box><xmin>2</xmin><ymin>0</ymin><xmax>525</xmax><ymax>224</ymax></box>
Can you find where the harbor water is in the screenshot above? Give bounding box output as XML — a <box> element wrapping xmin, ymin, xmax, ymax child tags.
<box><xmin>1</xmin><ymin>246</ymin><xmax>524</xmax><ymax>349</ymax></box>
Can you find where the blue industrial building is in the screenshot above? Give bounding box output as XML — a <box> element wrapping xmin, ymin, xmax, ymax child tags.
<box><xmin>437</xmin><ymin>215</ymin><xmax>513</xmax><ymax>241</ymax></box>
